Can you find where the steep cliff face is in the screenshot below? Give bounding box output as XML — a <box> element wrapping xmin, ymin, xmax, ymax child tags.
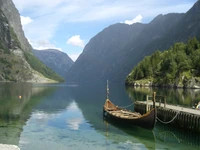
<box><xmin>0</xmin><ymin>8</ymin><xmax>31</xmax><ymax>82</ymax></box>
<box><xmin>0</xmin><ymin>0</ymin><xmax>63</xmax><ymax>82</ymax></box>
<box><xmin>33</xmin><ymin>49</ymin><xmax>74</xmax><ymax>80</ymax></box>
<box><xmin>0</xmin><ymin>0</ymin><xmax>32</xmax><ymax>52</ymax></box>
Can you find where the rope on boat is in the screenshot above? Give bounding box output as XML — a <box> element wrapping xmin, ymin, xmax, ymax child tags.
<box><xmin>119</xmin><ymin>103</ymin><xmax>134</xmax><ymax>108</ymax></box>
<box><xmin>156</xmin><ymin>111</ymin><xmax>180</xmax><ymax>124</ymax></box>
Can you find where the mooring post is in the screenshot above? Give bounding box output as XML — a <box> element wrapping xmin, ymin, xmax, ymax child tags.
<box><xmin>164</xmin><ymin>97</ymin><xmax>166</xmax><ymax>108</ymax></box>
<box><xmin>153</xmin><ymin>92</ymin><xmax>156</xmax><ymax>109</ymax></box>
<box><xmin>146</xmin><ymin>95</ymin><xmax>149</xmax><ymax>112</ymax></box>
<box><xmin>159</xmin><ymin>98</ymin><xmax>161</xmax><ymax>107</ymax></box>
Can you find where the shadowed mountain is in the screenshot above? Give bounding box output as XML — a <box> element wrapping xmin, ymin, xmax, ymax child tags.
<box><xmin>33</xmin><ymin>49</ymin><xmax>74</xmax><ymax>80</ymax></box>
<box><xmin>66</xmin><ymin>1</ymin><xmax>200</xmax><ymax>83</ymax></box>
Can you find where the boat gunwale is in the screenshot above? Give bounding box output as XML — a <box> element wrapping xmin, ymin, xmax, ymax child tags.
<box><xmin>103</xmin><ymin>99</ymin><xmax>156</xmax><ymax>120</ymax></box>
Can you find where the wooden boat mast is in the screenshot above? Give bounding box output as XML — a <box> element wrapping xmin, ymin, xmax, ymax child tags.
<box><xmin>107</xmin><ymin>80</ymin><xmax>109</xmax><ymax>100</ymax></box>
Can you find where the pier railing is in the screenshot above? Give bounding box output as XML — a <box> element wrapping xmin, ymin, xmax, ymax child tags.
<box><xmin>134</xmin><ymin>92</ymin><xmax>200</xmax><ymax>133</ymax></box>
<box><xmin>146</xmin><ymin>94</ymin><xmax>166</xmax><ymax>112</ymax></box>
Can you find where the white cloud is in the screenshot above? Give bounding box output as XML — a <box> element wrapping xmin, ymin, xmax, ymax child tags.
<box><xmin>29</xmin><ymin>39</ymin><xmax>62</xmax><ymax>51</ymax></box>
<box><xmin>124</xmin><ymin>15</ymin><xmax>143</xmax><ymax>25</ymax></box>
<box><xmin>67</xmin><ymin>35</ymin><xmax>85</xmax><ymax>48</ymax></box>
<box><xmin>69</xmin><ymin>52</ymin><xmax>82</xmax><ymax>61</ymax></box>
<box><xmin>20</xmin><ymin>16</ymin><xmax>33</xmax><ymax>26</ymax></box>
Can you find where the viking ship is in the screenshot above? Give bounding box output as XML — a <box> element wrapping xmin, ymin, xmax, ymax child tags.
<box><xmin>103</xmin><ymin>81</ymin><xmax>156</xmax><ymax>130</ymax></box>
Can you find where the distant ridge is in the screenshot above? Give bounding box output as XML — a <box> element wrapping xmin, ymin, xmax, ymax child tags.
<box><xmin>33</xmin><ymin>49</ymin><xmax>74</xmax><ymax>80</ymax></box>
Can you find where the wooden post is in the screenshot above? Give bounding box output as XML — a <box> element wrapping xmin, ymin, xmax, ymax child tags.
<box><xmin>159</xmin><ymin>98</ymin><xmax>161</xmax><ymax>107</ymax></box>
<box><xmin>146</xmin><ymin>95</ymin><xmax>149</xmax><ymax>113</ymax></box>
<box><xmin>153</xmin><ymin>92</ymin><xmax>156</xmax><ymax>109</ymax></box>
<box><xmin>164</xmin><ymin>97</ymin><xmax>166</xmax><ymax>108</ymax></box>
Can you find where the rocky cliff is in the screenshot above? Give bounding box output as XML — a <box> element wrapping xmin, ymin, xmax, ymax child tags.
<box><xmin>0</xmin><ymin>0</ymin><xmax>63</xmax><ymax>82</ymax></box>
<box><xmin>0</xmin><ymin>0</ymin><xmax>31</xmax><ymax>52</ymax></box>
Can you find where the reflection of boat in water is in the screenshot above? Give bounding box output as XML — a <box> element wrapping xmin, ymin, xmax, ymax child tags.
<box><xmin>154</xmin><ymin>122</ymin><xmax>200</xmax><ymax>149</ymax></box>
<box><xmin>103</xmin><ymin>81</ymin><xmax>156</xmax><ymax>130</ymax></box>
<box><xmin>103</xmin><ymin>117</ymin><xmax>155</xmax><ymax>150</ymax></box>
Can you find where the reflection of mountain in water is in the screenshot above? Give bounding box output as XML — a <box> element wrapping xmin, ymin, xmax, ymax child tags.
<box><xmin>68</xmin><ymin>83</ymin><xmax>134</xmax><ymax>128</ymax></box>
<box><xmin>0</xmin><ymin>83</ymin><xmax>57</xmax><ymax>145</ymax></box>
<box><xmin>103</xmin><ymin>118</ymin><xmax>155</xmax><ymax>150</ymax></box>
<box><xmin>2</xmin><ymin>83</ymin><xmax>199</xmax><ymax>149</ymax></box>
<box><xmin>69</xmin><ymin>83</ymin><xmax>200</xmax><ymax>150</ymax></box>
<box><xmin>68</xmin><ymin>83</ymin><xmax>156</xmax><ymax>149</ymax></box>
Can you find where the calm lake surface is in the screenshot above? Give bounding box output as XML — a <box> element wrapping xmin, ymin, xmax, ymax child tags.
<box><xmin>0</xmin><ymin>82</ymin><xmax>199</xmax><ymax>150</ymax></box>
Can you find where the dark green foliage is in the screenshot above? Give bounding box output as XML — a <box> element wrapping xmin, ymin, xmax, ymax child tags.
<box><xmin>24</xmin><ymin>52</ymin><xmax>64</xmax><ymax>82</ymax></box>
<box><xmin>126</xmin><ymin>37</ymin><xmax>200</xmax><ymax>85</ymax></box>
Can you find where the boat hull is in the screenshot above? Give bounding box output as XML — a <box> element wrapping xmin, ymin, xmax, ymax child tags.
<box><xmin>103</xmin><ymin>108</ymin><xmax>156</xmax><ymax>130</ymax></box>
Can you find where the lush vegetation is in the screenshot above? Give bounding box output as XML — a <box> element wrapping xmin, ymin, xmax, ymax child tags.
<box><xmin>24</xmin><ymin>52</ymin><xmax>64</xmax><ymax>82</ymax></box>
<box><xmin>126</xmin><ymin>37</ymin><xmax>200</xmax><ymax>86</ymax></box>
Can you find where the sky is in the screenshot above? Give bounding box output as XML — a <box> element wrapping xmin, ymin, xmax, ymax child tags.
<box><xmin>12</xmin><ymin>0</ymin><xmax>197</xmax><ymax>61</ymax></box>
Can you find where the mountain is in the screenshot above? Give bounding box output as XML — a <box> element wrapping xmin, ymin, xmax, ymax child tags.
<box><xmin>0</xmin><ymin>0</ymin><xmax>32</xmax><ymax>53</ymax></box>
<box><xmin>33</xmin><ymin>49</ymin><xmax>74</xmax><ymax>80</ymax></box>
<box><xmin>0</xmin><ymin>0</ymin><xmax>63</xmax><ymax>82</ymax></box>
<box><xmin>140</xmin><ymin>0</ymin><xmax>200</xmax><ymax>58</ymax></box>
<box><xmin>66</xmin><ymin>23</ymin><xmax>146</xmax><ymax>83</ymax></box>
<box><xmin>66</xmin><ymin>1</ymin><xmax>200</xmax><ymax>83</ymax></box>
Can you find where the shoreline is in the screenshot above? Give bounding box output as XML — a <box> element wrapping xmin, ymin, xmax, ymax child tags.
<box><xmin>125</xmin><ymin>83</ymin><xmax>200</xmax><ymax>89</ymax></box>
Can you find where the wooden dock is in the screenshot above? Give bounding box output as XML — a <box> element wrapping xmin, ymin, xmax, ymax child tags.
<box><xmin>134</xmin><ymin>94</ymin><xmax>200</xmax><ymax>132</ymax></box>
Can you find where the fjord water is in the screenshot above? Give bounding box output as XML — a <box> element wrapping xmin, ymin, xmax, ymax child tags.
<box><xmin>0</xmin><ymin>83</ymin><xmax>199</xmax><ymax>150</ymax></box>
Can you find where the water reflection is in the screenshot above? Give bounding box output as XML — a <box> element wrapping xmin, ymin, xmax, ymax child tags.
<box><xmin>0</xmin><ymin>83</ymin><xmax>200</xmax><ymax>150</ymax></box>
<box><xmin>154</xmin><ymin>122</ymin><xmax>200</xmax><ymax>150</ymax></box>
<box><xmin>0</xmin><ymin>83</ymin><xmax>57</xmax><ymax>145</ymax></box>
<box><xmin>126</xmin><ymin>86</ymin><xmax>200</xmax><ymax>149</ymax></box>
<box><xmin>66</xmin><ymin>101</ymin><xmax>83</xmax><ymax>130</ymax></box>
<box><xmin>103</xmin><ymin>118</ymin><xmax>155</xmax><ymax>150</ymax></box>
<box><xmin>126</xmin><ymin>86</ymin><xmax>200</xmax><ymax>108</ymax></box>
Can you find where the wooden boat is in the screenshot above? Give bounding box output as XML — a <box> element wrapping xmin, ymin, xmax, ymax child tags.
<box><xmin>103</xmin><ymin>81</ymin><xmax>156</xmax><ymax>130</ymax></box>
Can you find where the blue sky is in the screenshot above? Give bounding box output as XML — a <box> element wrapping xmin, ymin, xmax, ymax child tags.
<box><xmin>12</xmin><ymin>0</ymin><xmax>197</xmax><ymax>61</ymax></box>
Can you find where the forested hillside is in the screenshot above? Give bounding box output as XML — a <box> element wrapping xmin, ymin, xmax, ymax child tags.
<box><xmin>126</xmin><ymin>38</ymin><xmax>200</xmax><ymax>88</ymax></box>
